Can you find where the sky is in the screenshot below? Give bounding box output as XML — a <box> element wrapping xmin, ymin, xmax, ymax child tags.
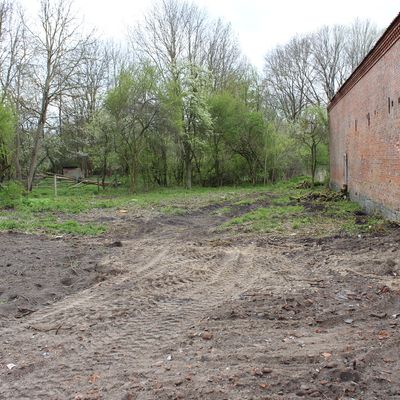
<box><xmin>21</xmin><ymin>0</ymin><xmax>400</xmax><ymax>70</ymax></box>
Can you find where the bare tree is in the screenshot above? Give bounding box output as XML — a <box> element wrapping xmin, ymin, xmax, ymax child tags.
<box><xmin>264</xmin><ymin>36</ymin><xmax>317</xmax><ymax>121</ymax></box>
<box><xmin>264</xmin><ymin>19</ymin><xmax>381</xmax><ymax>116</ymax></box>
<box><xmin>206</xmin><ymin>19</ymin><xmax>243</xmax><ymax>90</ymax></box>
<box><xmin>57</xmin><ymin>40</ymin><xmax>111</xmax><ymax>153</ymax></box>
<box><xmin>345</xmin><ymin>19</ymin><xmax>380</xmax><ymax>72</ymax></box>
<box><xmin>310</xmin><ymin>25</ymin><xmax>348</xmax><ymax>102</ymax></box>
<box><xmin>25</xmin><ymin>0</ymin><xmax>89</xmax><ymax>191</ymax></box>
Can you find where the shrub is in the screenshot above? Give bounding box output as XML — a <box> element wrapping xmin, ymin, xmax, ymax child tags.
<box><xmin>0</xmin><ymin>181</ymin><xmax>25</xmax><ymax>209</ymax></box>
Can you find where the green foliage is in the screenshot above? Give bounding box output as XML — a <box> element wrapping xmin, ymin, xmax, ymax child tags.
<box><xmin>294</xmin><ymin>106</ymin><xmax>329</xmax><ymax>185</ymax></box>
<box><xmin>0</xmin><ymin>181</ymin><xmax>25</xmax><ymax>209</ymax></box>
<box><xmin>0</xmin><ymin>102</ymin><xmax>16</xmax><ymax>181</ymax></box>
<box><xmin>86</xmin><ymin>110</ymin><xmax>119</xmax><ymax>179</ymax></box>
<box><xmin>105</xmin><ymin>64</ymin><xmax>162</xmax><ymax>192</ymax></box>
<box><xmin>207</xmin><ymin>91</ymin><xmax>269</xmax><ymax>185</ymax></box>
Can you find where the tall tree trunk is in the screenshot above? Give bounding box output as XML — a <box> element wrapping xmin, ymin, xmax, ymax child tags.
<box><xmin>183</xmin><ymin>140</ymin><xmax>192</xmax><ymax>189</ymax></box>
<box><xmin>101</xmin><ymin>152</ymin><xmax>108</xmax><ymax>187</ymax></box>
<box><xmin>214</xmin><ymin>139</ymin><xmax>222</xmax><ymax>186</ymax></box>
<box><xmin>311</xmin><ymin>142</ymin><xmax>317</xmax><ymax>187</ymax></box>
<box><xmin>263</xmin><ymin>151</ymin><xmax>268</xmax><ymax>185</ymax></box>
<box><xmin>129</xmin><ymin>154</ymin><xmax>139</xmax><ymax>193</ymax></box>
<box><xmin>161</xmin><ymin>146</ymin><xmax>168</xmax><ymax>186</ymax></box>
<box><xmin>27</xmin><ymin>119</ymin><xmax>44</xmax><ymax>191</ymax></box>
<box><xmin>14</xmin><ymin>128</ymin><xmax>22</xmax><ymax>180</ymax></box>
<box><xmin>184</xmin><ymin>156</ymin><xmax>192</xmax><ymax>189</ymax></box>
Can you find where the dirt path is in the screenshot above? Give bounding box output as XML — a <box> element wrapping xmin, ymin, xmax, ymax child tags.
<box><xmin>1</xmin><ymin>205</ymin><xmax>400</xmax><ymax>399</ymax></box>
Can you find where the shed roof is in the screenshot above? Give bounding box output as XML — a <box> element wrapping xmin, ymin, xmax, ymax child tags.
<box><xmin>328</xmin><ymin>13</ymin><xmax>400</xmax><ymax>111</ymax></box>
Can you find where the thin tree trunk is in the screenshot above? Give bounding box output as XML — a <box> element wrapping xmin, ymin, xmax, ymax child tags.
<box><xmin>185</xmin><ymin>156</ymin><xmax>192</xmax><ymax>189</ymax></box>
<box><xmin>161</xmin><ymin>147</ymin><xmax>167</xmax><ymax>186</ymax></box>
<box><xmin>101</xmin><ymin>152</ymin><xmax>107</xmax><ymax>187</ymax></box>
<box><xmin>183</xmin><ymin>140</ymin><xmax>192</xmax><ymax>189</ymax></box>
<box><xmin>129</xmin><ymin>154</ymin><xmax>139</xmax><ymax>193</ymax></box>
<box><xmin>263</xmin><ymin>152</ymin><xmax>268</xmax><ymax>185</ymax></box>
<box><xmin>27</xmin><ymin>120</ymin><xmax>44</xmax><ymax>191</ymax></box>
<box><xmin>311</xmin><ymin>142</ymin><xmax>317</xmax><ymax>187</ymax></box>
<box><xmin>14</xmin><ymin>128</ymin><xmax>22</xmax><ymax>180</ymax></box>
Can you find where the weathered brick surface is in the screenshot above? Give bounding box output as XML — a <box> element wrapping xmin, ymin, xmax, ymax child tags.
<box><xmin>329</xmin><ymin>16</ymin><xmax>400</xmax><ymax>220</ymax></box>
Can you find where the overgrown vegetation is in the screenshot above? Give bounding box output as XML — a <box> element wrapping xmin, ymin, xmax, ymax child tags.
<box><xmin>0</xmin><ymin>1</ymin><xmax>386</xmax><ymax>235</ymax></box>
<box><xmin>0</xmin><ymin>0</ymin><xmax>380</xmax><ymax>192</ymax></box>
<box><xmin>0</xmin><ymin>177</ymin><xmax>390</xmax><ymax>237</ymax></box>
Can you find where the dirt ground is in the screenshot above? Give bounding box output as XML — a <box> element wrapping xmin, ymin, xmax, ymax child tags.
<box><xmin>1</xmin><ymin>199</ymin><xmax>400</xmax><ymax>399</ymax></box>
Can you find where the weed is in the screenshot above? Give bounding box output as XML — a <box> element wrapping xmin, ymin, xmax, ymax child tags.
<box><xmin>225</xmin><ymin>205</ymin><xmax>304</xmax><ymax>232</ymax></box>
<box><xmin>232</xmin><ymin>198</ymin><xmax>258</xmax><ymax>206</ymax></box>
<box><xmin>160</xmin><ymin>206</ymin><xmax>186</xmax><ymax>215</ymax></box>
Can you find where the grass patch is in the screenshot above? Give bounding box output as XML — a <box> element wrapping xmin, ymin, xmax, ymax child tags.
<box><xmin>232</xmin><ymin>198</ymin><xmax>260</xmax><ymax>206</ymax></box>
<box><xmin>292</xmin><ymin>215</ymin><xmax>313</xmax><ymax>229</ymax></box>
<box><xmin>325</xmin><ymin>200</ymin><xmax>362</xmax><ymax>217</ymax></box>
<box><xmin>0</xmin><ymin>214</ymin><xmax>105</xmax><ymax>235</ymax></box>
<box><xmin>160</xmin><ymin>205</ymin><xmax>187</xmax><ymax>215</ymax></box>
<box><xmin>219</xmin><ymin>177</ymin><xmax>390</xmax><ymax>237</ymax></box>
<box><xmin>225</xmin><ymin>205</ymin><xmax>304</xmax><ymax>232</ymax></box>
<box><xmin>0</xmin><ymin>176</ymin><xmax>392</xmax><ymax>238</ymax></box>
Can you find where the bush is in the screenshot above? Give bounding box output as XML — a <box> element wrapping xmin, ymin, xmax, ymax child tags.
<box><xmin>0</xmin><ymin>181</ymin><xmax>25</xmax><ymax>209</ymax></box>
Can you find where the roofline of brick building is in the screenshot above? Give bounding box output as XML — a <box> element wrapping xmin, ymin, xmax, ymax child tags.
<box><xmin>328</xmin><ymin>12</ymin><xmax>400</xmax><ymax>111</ymax></box>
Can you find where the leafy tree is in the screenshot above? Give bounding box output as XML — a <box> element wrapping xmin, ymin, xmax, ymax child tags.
<box><xmin>106</xmin><ymin>65</ymin><xmax>160</xmax><ymax>192</ymax></box>
<box><xmin>295</xmin><ymin>105</ymin><xmax>328</xmax><ymax>186</ymax></box>
<box><xmin>87</xmin><ymin>110</ymin><xmax>117</xmax><ymax>186</ymax></box>
<box><xmin>208</xmin><ymin>92</ymin><xmax>236</xmax><ymax>185</ymax></box>
<box><xmin>0</xmin><ymin>102</ymin><xmax>15</xmax><ymax>182</ymax></box>
<box><xmin>209</xmin><ymin>91</ymin><xmax>267</xmax><ymax>185</ymax></box>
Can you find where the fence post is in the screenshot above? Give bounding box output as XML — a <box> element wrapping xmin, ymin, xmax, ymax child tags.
<box><xmin>54</xmin><ymin>174</ymin><xmax>57</xmax><ymax>197</ymax></box>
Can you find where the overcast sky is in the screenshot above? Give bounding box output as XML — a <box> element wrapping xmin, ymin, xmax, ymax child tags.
<box><xmin>21</xmin><ymin>0</ymin><xmax>399</xmax><ymax>70</ymax></box>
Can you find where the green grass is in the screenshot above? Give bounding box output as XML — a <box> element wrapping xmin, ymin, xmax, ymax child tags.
<box><xmin>0</xmin><ymin>214</ymin><xmax>106</xmax><ymax>235</ymax></box>
<box><xmin>0</xmin><ymin>176</ymin><xmax>393</xmax><ymax>237</ymax></box>
<box><xmin>232</xmin><ymin>198</ymin><xmax>261</xmax><ymax>206</ymax></box>
<box><xmin>292</xmin><ymin>215</ymin><xmax>313</xmax><ymax>230</ymax></box>
<box><xmin>218</xmin><ymin>177</ymin><xmax>391</xmax><ymax>237</ymax></box>
<box><xmin>159</xmin><ymin>205</ymin><xmax>187</xmax><ymax>215</ymax></box>
<box><xmin>325</xmin><ymin>200</ymin><xmax>362</xmax><ymax>217</ymax></box>
<box><xmin>225</xmin><ymin>205</ymin><xmax>304</xmax><ymax>232</ymax></box>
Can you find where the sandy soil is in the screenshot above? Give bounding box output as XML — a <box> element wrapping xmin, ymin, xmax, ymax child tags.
<box><xmin>0</xmin><ymin>201</ymin><xmax>400</xmax><ymax>399</ymax></box>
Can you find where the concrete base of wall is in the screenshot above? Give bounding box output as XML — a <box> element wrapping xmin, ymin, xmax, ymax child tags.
<box><xmin>330</xmin><ymin>181</ymin><xmax>400</xmax><ymax>222</ymax></box>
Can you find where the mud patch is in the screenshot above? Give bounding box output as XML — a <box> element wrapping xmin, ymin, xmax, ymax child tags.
<box><xmin>0</xmin><ymin>232</ymin><xmax>120</xmax><ymax>325</ymax></box>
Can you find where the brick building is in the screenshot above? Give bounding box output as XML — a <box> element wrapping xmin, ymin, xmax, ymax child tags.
<box><xmin>328</xmin><ymin>13</ymin><xmax>400</xmax><ymax>221</ymax></box>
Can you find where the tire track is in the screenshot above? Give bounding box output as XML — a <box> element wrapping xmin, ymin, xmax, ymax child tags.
<box><xmin>0</xmin><ymin>234</ymin><xmax>262</xmax><ymax>399</ymax></box>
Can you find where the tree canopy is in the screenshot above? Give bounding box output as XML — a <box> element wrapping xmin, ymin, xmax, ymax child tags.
<box><xmin>0</xmin><ymin>0</ymin><xmax>380</xmax><ymax>190</ymax></box>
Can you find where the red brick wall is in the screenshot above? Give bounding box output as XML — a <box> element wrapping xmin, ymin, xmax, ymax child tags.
<box><xmin>329</xmin><ymin>38</ymin><xmax>400</xmax><ymax>220</ymax></box>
